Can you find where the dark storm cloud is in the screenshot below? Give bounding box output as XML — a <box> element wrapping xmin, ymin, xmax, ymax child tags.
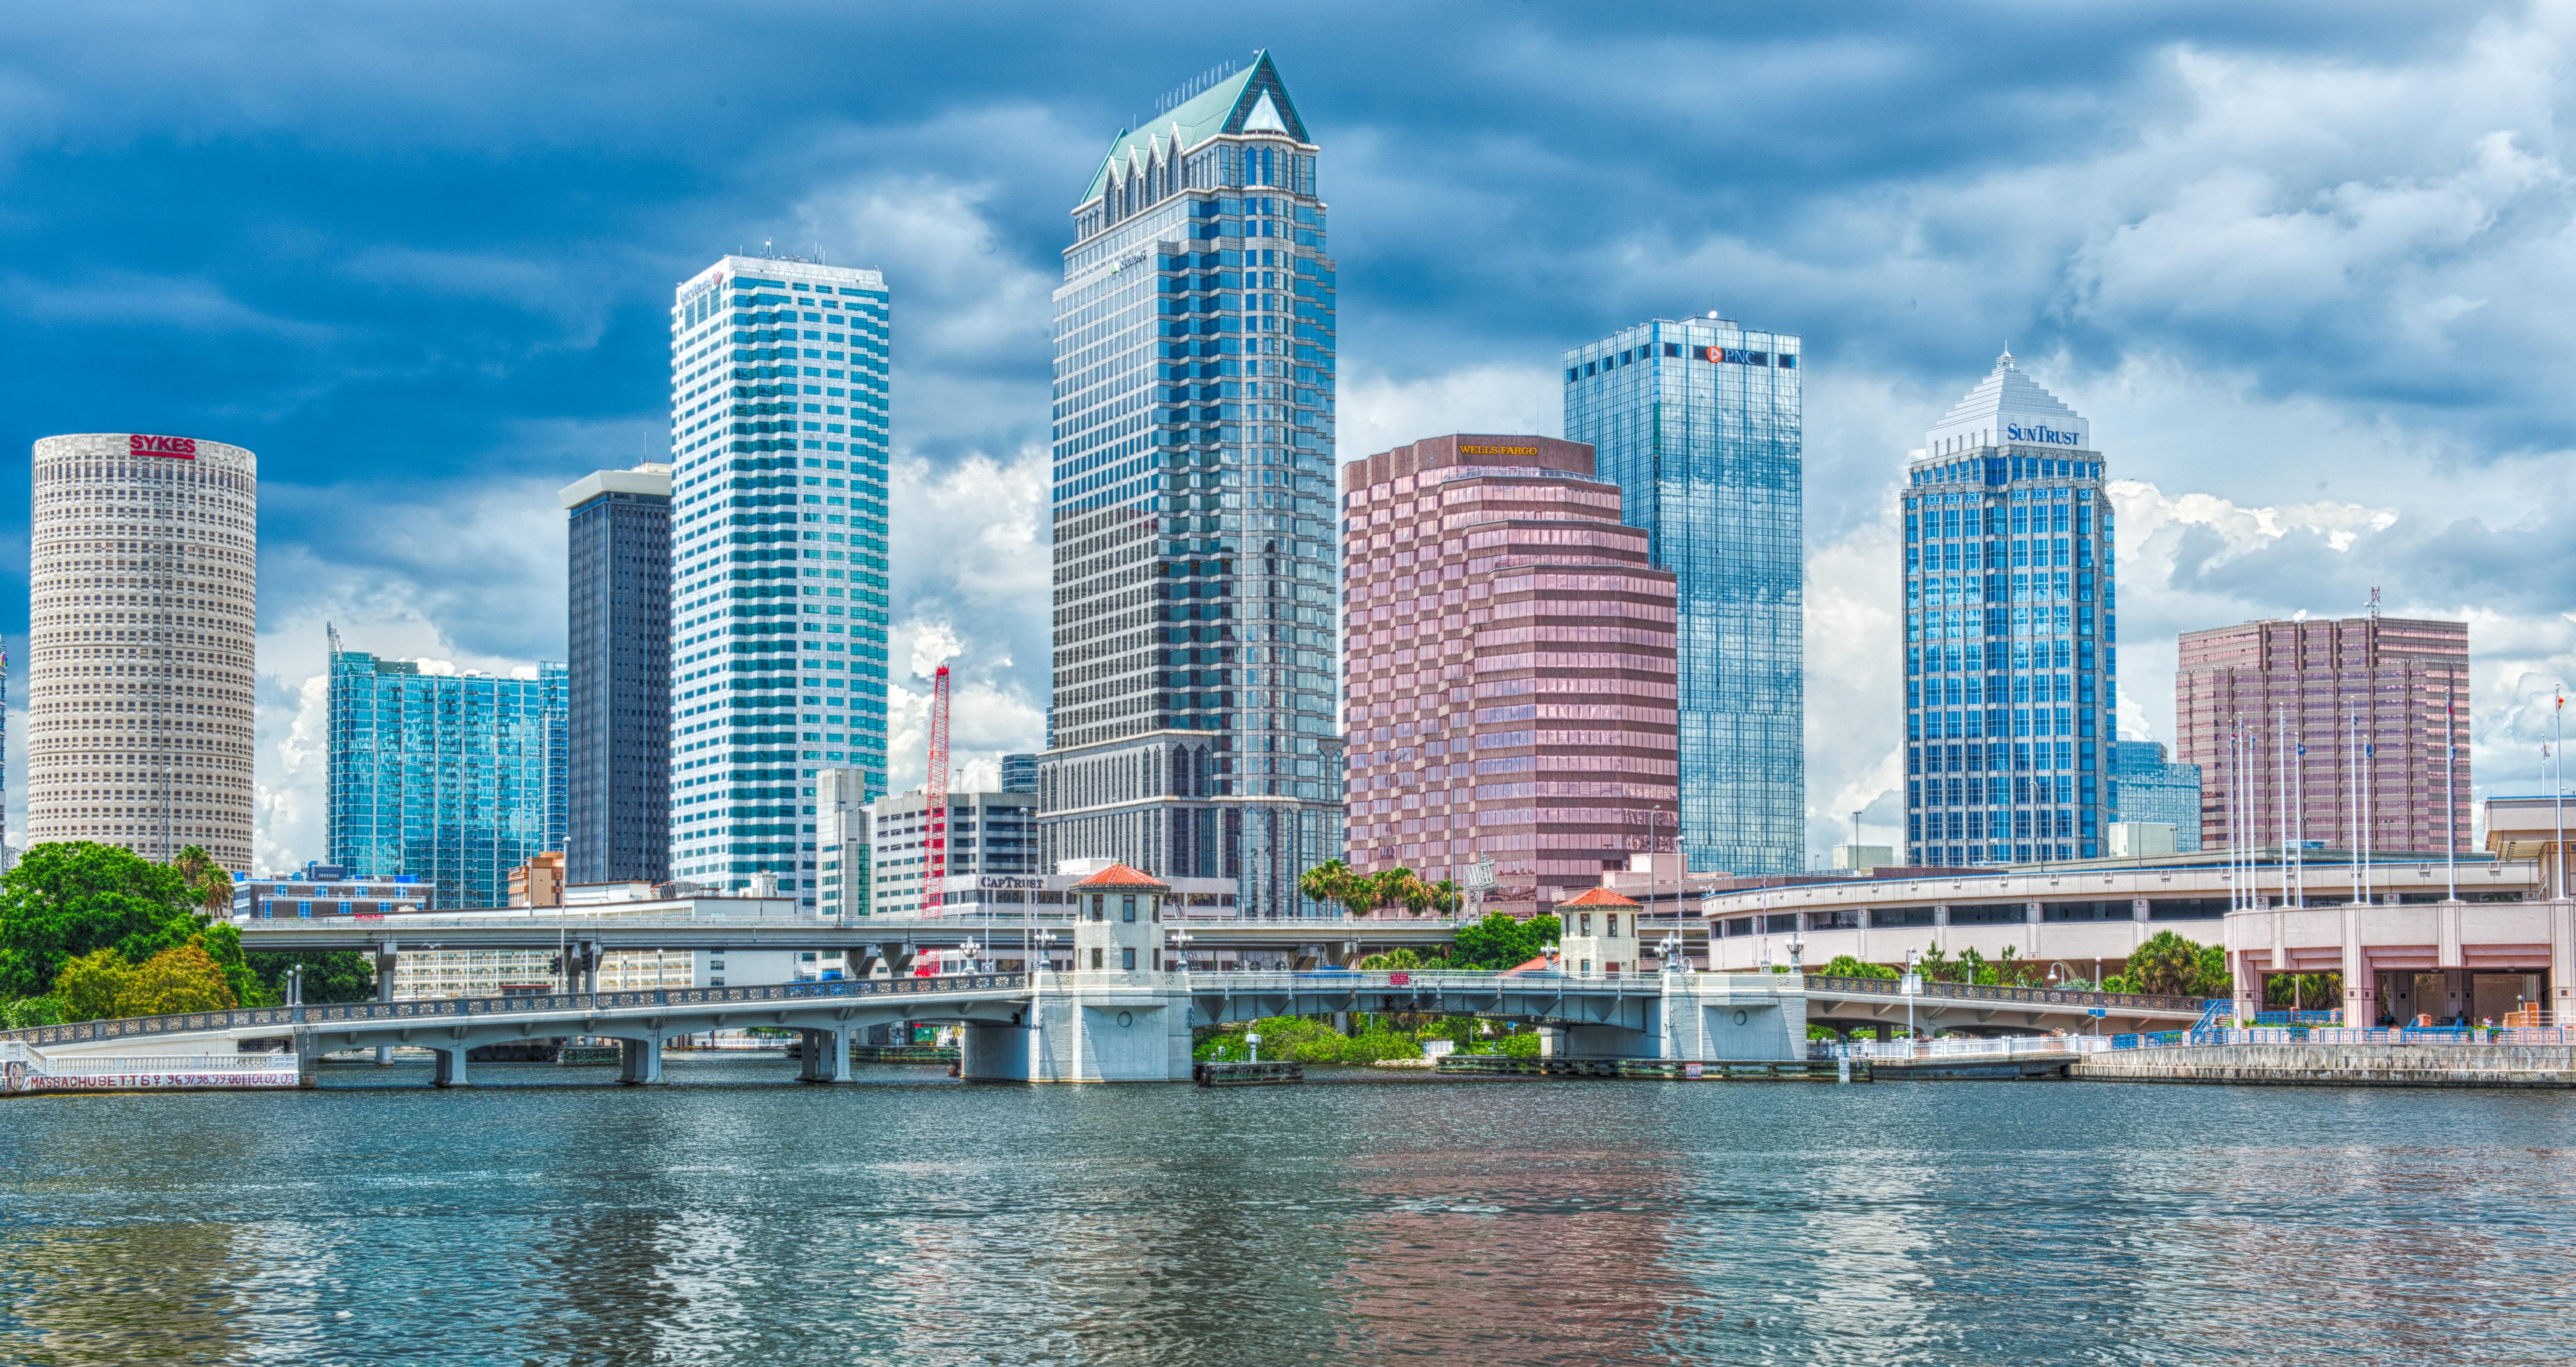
<box><xmin>0</xmin><ymin>0</ymin><xmax>2563</xmax><ymax>859</ymax></box>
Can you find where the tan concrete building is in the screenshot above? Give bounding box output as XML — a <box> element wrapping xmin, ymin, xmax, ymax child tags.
<box><xmin>26</xmin><ymin>433</ymin><xmax>257</xmax><ymax>869</ymax></box>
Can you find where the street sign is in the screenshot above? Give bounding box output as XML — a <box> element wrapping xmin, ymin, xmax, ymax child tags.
<box><xmin>2088</xmin><ymin>1007</ymin><xmax>2107</xmax><ymax>1018</ymax></box>
<box><xmin>1900</xmin><ymin>973</ymin><xmax>1922</xmax><ymax>996</ymax></box>
<box><xmin>1464</xmin><ymin>857</ymin><xmax>1496</xmax><ymax>891</ymax></box>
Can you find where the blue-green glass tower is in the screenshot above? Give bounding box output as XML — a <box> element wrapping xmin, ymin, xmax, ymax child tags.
<box><xmin>1565</xmin><ymin>318</ymin><xmax>1804</xmax><ymax>875</ymax></box>
<box><xmin>665</xmin><ymin>255</ymin><xmax>892</xmax><ymax>906</ymax></box>
<box><xmin>325</xmin><ymin>627</ymin><xmax>568</xmax><ymax>909</ymax></box>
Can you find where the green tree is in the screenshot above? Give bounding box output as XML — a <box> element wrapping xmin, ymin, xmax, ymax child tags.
<box><xmin>2122</xmin><ymin>931</ymin><xmax>2209</xmax><ymax>997</ymax></box>
<box><xmin>2195</xmin><ymin>943</ymin><xmax>2234</xmax><ymax>999</ymax></box>
<box><xmin>247</xmin><ymin>950</ymin><xmax>379</xmax><ymax>1004</ymax></box>
<box><xmin>51</xmin><ymin>947</ymin><xmax>136</xmax><ymax>1023</ymax></box>
<box><xmin>1299</xmin><ymin>859</ymin><xmax>1358</xmax><ymax>917</ymax></box>
<box><xmin>116</xmin><ymin>940</ymin><xmax>238</xmax><ymax>1016</ymax></box>
<box><xmin>172</xmin><ymin>845</ymin><xmax>234</xmax><ymax>919</ymax></box>
<box><xmin>1918</xmin><ymin>944</ymin><xmax>1955</xmax><ymax>983</ymax></box>
<box><xmin>1356</xmin><ymin>948</ymin><xmax>1423</xmax><ymax>970</ymax></box>
<box><xmin>1448</xmin><ymin>912</ymin><xmax>1561</xmax><ymax>970</ymax></box>
<box><xmin>0</xmin><ymin>995</ymin><xmax>62</xmax><ymax>1029</ymax></box>
<box><xmin>1958</xmin><ymin>946</ymin><xmax>1991</xmax><ymax>985</ymax></box>
<box><xmin>0</xmin><ymin>842</ymin><xmax>201</xmax><ymax>1000</ymax></box>
<box><xmin>1818</xmin><ymin>954</ymin><xmax>1898</xmax><ymax>980</ymax></box>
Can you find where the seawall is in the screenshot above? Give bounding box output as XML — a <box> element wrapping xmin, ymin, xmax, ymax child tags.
<box><xmin>2074</xmin><ymin>1043</ymin><xmax>2576</xmax><ymax>1089</ymax></box>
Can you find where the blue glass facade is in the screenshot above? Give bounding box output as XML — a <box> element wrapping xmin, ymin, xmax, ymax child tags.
<box><xmin>1564</xmin><ymin>318</ymin><xmax>1804</xmax><ymax>875</ymax></box>
<box><xmin>1900</xmin><ymin>351</ymin><xmax>2117</xmax><ymax>866</ymax></box>
<box><xmin>325</xmin><ymin>633</ymin><xmax>567</xmax><ymax>910</ymax></box>
<box><xmin>2110</xmin><ymin>740</ymin><xmax>2203</xmax><ymax>851</ymax></box>
<box><xmin>1036</xmin><ymin>50</ymin><xmax>1345</xmax><ymax>916</ymax></box>
<box><xmin>666</xmin><ymin>256</ymin><xmax>892</xmax><ymax>905</ymax></box>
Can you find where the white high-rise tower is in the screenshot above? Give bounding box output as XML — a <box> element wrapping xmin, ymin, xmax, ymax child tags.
<box><xmin>666</xmin><ymin>255</ymin><xmax>892</xmax><ymax>905</ymax></box>
<box><xmin>27</xmin><ymin>433</ymin><xmax>257</xmax><ymax>870</ymax></box>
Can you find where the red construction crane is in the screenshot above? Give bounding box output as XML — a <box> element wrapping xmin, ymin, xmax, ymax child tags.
<box><xmin>920</xmin><ymin>665</ymin><xmax>950</xmax><ymax>915</ymax></box>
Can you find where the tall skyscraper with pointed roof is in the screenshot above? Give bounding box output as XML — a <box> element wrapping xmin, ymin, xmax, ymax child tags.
<box><xmin>1902</xmin><ymin>349</ymin><xmax>2117</xmax><ymax>866</ymax></box>
<box><xmin>1035</xmin><ymin>51</ymin><xmax>1345</xmax><ymax>916</ymax></box>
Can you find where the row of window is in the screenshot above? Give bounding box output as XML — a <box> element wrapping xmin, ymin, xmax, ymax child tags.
<box><xmin>1911</xmin><ymin>773</ymin><xmax>2096</xmax><ymax>807</ymax></box>
<box><xmin>1569</xmin><ymin>342</ymin><xmax>1799</xmax><ymax>380</ymax></box>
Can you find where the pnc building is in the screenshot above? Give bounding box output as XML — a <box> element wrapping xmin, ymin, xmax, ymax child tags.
<box><xmin>1564</xmin><ymin>315</ymin><xmax>1803</xmax><ymax>876</ymax></box>
<box><xmin>1901</xmin><ymin>350</ymin><xmax>2117</xmax><ymax>866</ymax></box>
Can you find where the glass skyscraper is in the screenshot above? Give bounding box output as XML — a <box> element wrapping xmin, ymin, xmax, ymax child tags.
<box><xmin>325</xmin><ymin>629</ymin><xmax>567</xmax><ymax>909</ymax></box>
<box><xmin>1900</xmin><ymin>349</ymin><xmax>2117</xmax><ymax>866</ymax></box>
<box><xmin>1564</xmin><ymin>316</ymin><xmax>1803</xmax><ymax>875</ymax></box>
<box><xmin>665</xmin><ymin>255</ymin><xmax>891</xmax><ymax>904</ymax></box>
<box><xmin>2108</xmin><ymin>739</ymin><xmax>2201</xmax><ymax>852</ymax></box>
<box><xmin>561</xmin><ymin>462</ymin><xmax>671</xmax><ymax>886</ymax></box>
<box><xmin>1034</xmin><ymin>51</ymin><xmax>1345</xmax><ymax>916</ymax></box>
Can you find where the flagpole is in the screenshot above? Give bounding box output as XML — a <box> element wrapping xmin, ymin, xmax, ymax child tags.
<box><xmin>2444</xmin><ymin>691</ymin><xmax>2456</xmax><ymax>903</ymax></box>
<box><xmin>2557</xmin><ymin>690</ymin><xmax>2566</xmax><ymax>904</ymax></box>
<box><xmin>2277</xmin><ymin>703</ymin><xmax>2289</xmax><ymax>910</ymax></box>
<box><xmin>2349</xmin><ymin>708</ymin><xmax>2360</xmax><ymax>907</ymax></box>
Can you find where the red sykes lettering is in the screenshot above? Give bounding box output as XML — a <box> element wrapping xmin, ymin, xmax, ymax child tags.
<box><xmin>128</xmin><ymin>434</ymin><xmax>198</xmax><ymax>459</ymax></box>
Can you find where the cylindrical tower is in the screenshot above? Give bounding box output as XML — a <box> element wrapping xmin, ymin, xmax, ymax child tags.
<box><xmin>28</xmin><ymin>433</ymin><xmax>257</xmax><ymax>871</ymax></box>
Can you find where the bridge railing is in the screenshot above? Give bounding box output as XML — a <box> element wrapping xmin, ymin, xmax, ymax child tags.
<box><xmin>0</xmin><ymin>972</ymin><xmax>1029</xmax><ymax>1048</ymax></box>
<box><xmin>1801</xmin><ymin>974</ymin><xmax>2203</xmax><ymax>1013</ymax></box>
<box><xmin>1833</xmin><ymin>1035</ymin><xmax>2114</xmax><ymax>1061</ymax></box>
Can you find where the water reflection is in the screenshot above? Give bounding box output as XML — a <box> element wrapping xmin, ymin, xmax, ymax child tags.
<box><xmin>1</xmin><ymin>1067</ymin><xmax>2573</xmax><ymax>1364</ymax></box>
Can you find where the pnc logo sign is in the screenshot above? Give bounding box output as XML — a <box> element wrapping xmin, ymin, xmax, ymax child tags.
<box><xmin>129</xmin><ymin>434</ymin><xmax>198</xmax><ymax>459</ymax></box>
<box><xmin>2005</xmin><ymin>423</ymin><xmax>2080</xmax><ymax>447</ymax></box>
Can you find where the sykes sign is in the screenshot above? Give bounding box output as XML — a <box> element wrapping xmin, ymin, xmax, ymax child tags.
<box><xmin>128</xmin><ymin>434</ymin><xmax>198</xmax><ymax>459</ymax></box>
<box><xmin>2004</xmin><ymin>423</ymin><xmax>2081</xmax><ymax>447</ymax></box>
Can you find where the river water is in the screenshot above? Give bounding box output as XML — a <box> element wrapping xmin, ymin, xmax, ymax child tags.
<box><xmin>3</xmin><ymin>1060</ymin><xmax>2573</xmax><ymax>1364</ymax></box>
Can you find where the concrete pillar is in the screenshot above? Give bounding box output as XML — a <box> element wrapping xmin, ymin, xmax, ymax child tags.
<box><xmin>619</xmin><ymin>1035</ymin><xmax>665</xmax><ymax>1085</ymax></box>
<box><xmin>2553</xmin><ymin>898</ymin><xmax>2573</xmax><ymax>1021</ymax></box>
<box><xmin>431</xmin><ymin>1047</ymin><xmax>469</xmax><ymax>1088</ymax></box>
<box><xmin>294</xmin><ymin>1028</ymin><xmax>322</xmax><ymax>1089</ymax></box>
<box><xmin>798</xmin><ymin>1026</ymin><xmax>852</xmax><ymax>1084</ymax></box>
<box><xmin>2342</xmin><ymin>905</ymin><xmax>2368</xmax><ymax>1026</ymax></box>
<box><xmin>374</xmin><ymin>951</ymin><xmax>397</xmax><ymax>1066</ymax></box>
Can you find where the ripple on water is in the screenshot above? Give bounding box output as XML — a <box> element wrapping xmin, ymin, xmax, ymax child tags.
<box><xmin>3</xmin><ymin>1065</ymin><xmax>2575</xmax><ymax>1364</ymax></box>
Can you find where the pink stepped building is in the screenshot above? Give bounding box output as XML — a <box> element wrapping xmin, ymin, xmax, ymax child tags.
<box><xmin>1340</xmin><ymin>433</ymin><xmax>1678</xmax><ymax>916</ymax></box>
<box><xmin>2176</xmin><ymin>614</ymin><xmax>2470</xmax><ymax>856</ymax></box>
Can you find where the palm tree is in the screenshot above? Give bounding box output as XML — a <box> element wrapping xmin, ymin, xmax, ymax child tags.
<box><xmin>1300</xmin><ymin>860</ymin><xmax>1356</xmax><ymax>917</ymax></box>
<box><xmin>172</xmin><ymin>845</ymin><xmax>232</xmax><ymax>919</ymax></box>
<box><xmin>1364</xmin><ymin>867</ymin><xmax>1422</xmax><ymax>919</ymax></box>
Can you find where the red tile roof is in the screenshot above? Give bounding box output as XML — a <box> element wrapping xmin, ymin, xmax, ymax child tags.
<box><xmin>1559</xmin><ymin>886</ymin><xmax>1641</xmax><ymax>908</ymax></box>
<box><xmin>1504</xmin><ymin>953</ymin><xmax>1558</xmax><ymax>975</ymax></box>
<box><xmin>1068</xmin><ymin>862</ymin><xmax>1169</xmax><ymax>890</ymax></box>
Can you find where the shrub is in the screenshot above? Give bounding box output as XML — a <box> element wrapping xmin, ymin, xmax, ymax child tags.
<box><xmin>1819</xmin><ymin>955</ymin><xmax>1898</xmax><ymax>980</ymax></box>
<box><xmin>51</xmin><ymin>947</ymin><xmax>135</xmax><ymax>1023</ymax></box>
<box><xmin>116</xmin><ymin>941</ymin><xmax>238</xmax><ymax>1017</ymax></box>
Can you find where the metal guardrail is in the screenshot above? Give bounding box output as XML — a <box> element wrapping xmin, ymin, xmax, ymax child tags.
<box><xmin>0</xmin><ymin>973</ymin><xmax>1029</xmax><ymax>1048</ymax></box>
<box><xmin>2138</xmin><ymin>1025</ymin><xmax>2576</xmax><ymax>1049</ymax></box>
<box><xmin>1801</xmin><ymin>974</ymin><xmax>2204</xmax><ymax>1013</ymax></box>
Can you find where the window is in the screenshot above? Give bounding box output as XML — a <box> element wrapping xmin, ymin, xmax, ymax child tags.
<box><xmin>1123</xmin><ymin>895</ymin><xmax>1137</xmax><ymax>922</ymax></box>
<box><xmin>1090</xmin><ymin>947</ymin><xmax>1104</xmax><ymax>969</ymax></box>
<box><xmin>1121</xmin><ymin>947</ymin><xmax>1136</xmax><ymax>971</ymax></box>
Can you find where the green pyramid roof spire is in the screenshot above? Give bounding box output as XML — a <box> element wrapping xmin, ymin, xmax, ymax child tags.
<box><xmin>1079</xmin><ymin>50</ymin><xmax>1308</xmax><ymax>205</ymax></box>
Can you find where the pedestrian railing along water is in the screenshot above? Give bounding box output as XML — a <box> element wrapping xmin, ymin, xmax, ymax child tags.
<box><xmin>0</xmin><ymin>973</ymin><xmax>1030</xmax><ymax>1049</ymax></box>
<box><xmin>1801</xmin><ymin>975</ymin><xmax>2203</xmax><ymax>1013</ymax></box>
<box><xmin>1833</xmin><ymin>1035</ymin><xmax>2114</xmax><ymax>1062</ymax></box>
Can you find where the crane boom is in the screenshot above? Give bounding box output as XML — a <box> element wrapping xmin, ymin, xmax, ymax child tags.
<box><xmin>920</xmin><ymin>665</ymin><xmax>950</xmax><ymax>915</ymax></box>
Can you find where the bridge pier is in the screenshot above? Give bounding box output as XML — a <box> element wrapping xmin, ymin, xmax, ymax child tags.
<box><xmin>430</xmin><ymin>1046</ymin><xmax>470</xmax><ymax>1088</ymax></box>
<box><xmin>797</xmin><ymin>1025</ymin><xmax>853</xmax><ymax>1084</ymax></box>
<box><xmin>618</xmin><ymin>1035</ymin><xmax>665</xmax><ymax>1085</ymax></box>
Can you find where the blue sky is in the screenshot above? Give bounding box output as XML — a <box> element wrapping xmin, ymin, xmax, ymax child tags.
<box><xmin>4</xmin><ymin>1</ymin><xmax>2573</xmax><ymax>870</ymax></box>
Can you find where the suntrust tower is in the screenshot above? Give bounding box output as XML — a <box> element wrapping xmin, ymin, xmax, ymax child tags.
<box><xmin>1902</xmin><ymin>350</ymin><xmax>2117</xmax><ymax>866</ymax></box>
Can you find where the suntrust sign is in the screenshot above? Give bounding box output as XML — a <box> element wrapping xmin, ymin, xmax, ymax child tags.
<box><xmin>2004</xmin><ymin>422</ymin><xmax>2080</xmax><ymax>447</ymax></box>
<box><xmin>128</xmin><ymin>434</ymin><xmax>198</xmax><ymax>459</ymax></box>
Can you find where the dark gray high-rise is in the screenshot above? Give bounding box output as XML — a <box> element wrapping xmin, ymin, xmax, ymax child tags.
<box><xmin>561</xmin><ymin>464</ymin><xmax>672</xmax><ymax>885</ymax></box>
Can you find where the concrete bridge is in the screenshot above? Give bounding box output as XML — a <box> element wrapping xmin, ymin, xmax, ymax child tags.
<box><xmin>6</xmin><ymin>869</ymin><xmax>2206</xmax><ymax>1091</ymax></box>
